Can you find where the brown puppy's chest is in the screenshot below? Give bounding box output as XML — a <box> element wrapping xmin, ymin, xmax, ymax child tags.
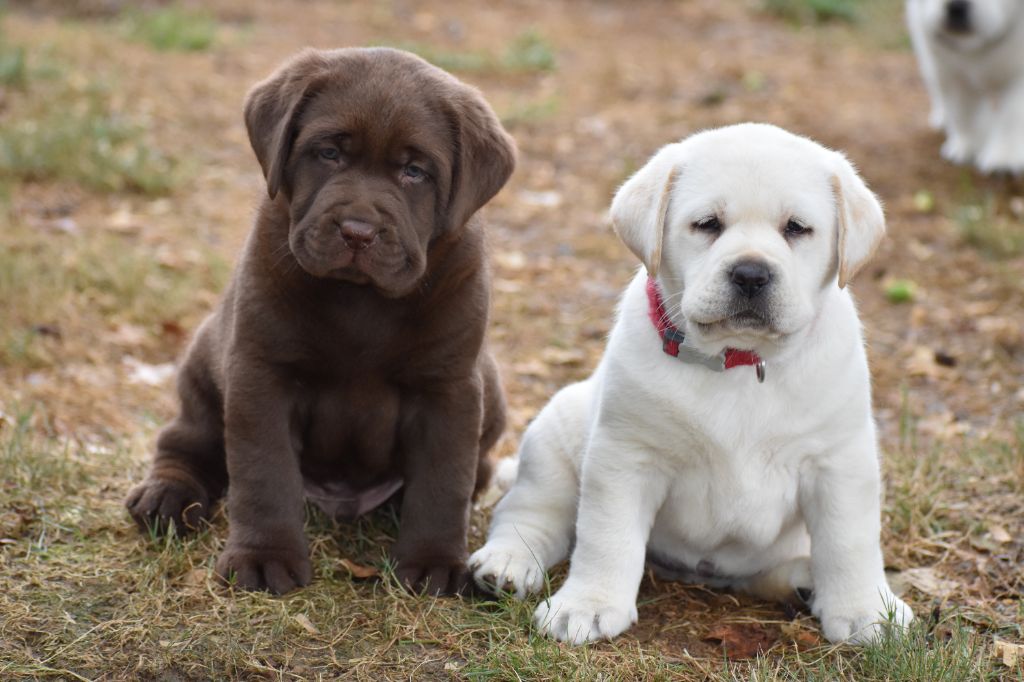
<box><xmin>294</xmin><ymin>377</ymin><xmax>404</xmax><ymax>517</ymax></box>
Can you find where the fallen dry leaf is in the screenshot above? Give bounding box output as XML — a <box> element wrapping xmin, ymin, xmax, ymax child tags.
<box><xmin>339</xmin><ymin>558</ymin><xmax>379</xmax><ymax>579</ymax></box>
<box><xmin>703</xmin><ymin>622</ymin><xmax>775</xmax><ymax>659</ymax></box>
<box><xmin>895</xmin><ymin>567</ymin><xmax>959</xmax><ymax>599</ymax></box>
<box><xmin>123</xmin><ymin>356</ymin><xmax>176</xmax><ymax>386</ymax></box>
<box><xmin>540</xmin><ymin>347</ymin><xmax>586</xmax><ymax>366</ymax></box>
<box><xmin>906</xmin><ymin>345</ymin><xmax>951</xmax><ymax>379</ymax></box>
<box><xmin>780</xmin><ymin>622</ymin><xmax>822</xmax><ymax>649</ymax></box>
<box><xmin>292</xmin><ymin>613</ymin><xmax>320</xmax><ymax>635</ymax></box>
<box><xmin>106</xmin><ymin>206</ymin><xmax>143</xmax><ymax>234</ymax></box>
<box><xmin>994</xmin><ymin>639</ymin><xmax>1024</xmax><ymax>667</ymax></box>
<box><xmin>988</xmin><ymin>524</ymin><xmax>1012</xmax><ymax>545</ymax></box>
<box><xmin>180</xmin><ymin>568</ymin><xmax>207</xmax><ymax>587</ymax></box>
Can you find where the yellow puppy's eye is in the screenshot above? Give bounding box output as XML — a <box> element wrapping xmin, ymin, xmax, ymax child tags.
<box><xmin>785</xmin><ymin>218</ymin><xmax>812</xmax><ymax>237</ymax></box>
<box><xmin>692</xmin><ymin>215</ymin><xmax>722</xmax><ymax>233</ymax></box>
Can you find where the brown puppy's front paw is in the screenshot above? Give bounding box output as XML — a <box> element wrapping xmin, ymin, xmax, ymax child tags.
<box><xmin>215</xmin><ymin>544</ymin><xmax>312</xmax><ymax>594</ymax></box>
<box><xmin>393</xmin><ymin>557</ymin><xmax>472</xmax><ymax>596</ymax></box>
<box><xmin>125</xmin><ymin>474</ymin><xmax>210</xmax><ymax>535</ymax></box>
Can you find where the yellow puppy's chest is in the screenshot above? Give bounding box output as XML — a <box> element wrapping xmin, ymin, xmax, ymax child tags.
<box><xmin>646</xmin><ymin>443</ymin><xmax>808</xmax><ymax>578</ymax></box>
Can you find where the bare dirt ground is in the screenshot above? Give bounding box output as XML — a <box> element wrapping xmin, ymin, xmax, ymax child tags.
<box><xmin>1</xmin><ymin>0</ymin><xmax>1021</xmax><ymax>679</ymax></box>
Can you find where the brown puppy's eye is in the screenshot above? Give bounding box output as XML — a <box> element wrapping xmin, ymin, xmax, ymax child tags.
<box><xmin>784</xmin><ymin>218</ymin><xmax>812</xmax><ymax>238</ymax></box>
<box><xmin>692</xmin><ymin>215</ymin><xmax>722</xmax><ymax>233</ymax></box>
<box><xmin>401</xmin><ymin>163</ymin><xmax>427</xmax><ymax>184</ymax></box>
<box><xmin>318</xmin><ymin>147</ymin><xmax>340</xmax><ymax>161</ymax></box>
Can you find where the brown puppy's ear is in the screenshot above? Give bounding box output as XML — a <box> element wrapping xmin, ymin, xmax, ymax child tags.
<box><xmin>445</xmin><ymin>90</ymin><xmax>516</xmax><ymax>231</ymax></box>
<box><xmin>610</xmin><ymin>144</ymin><xmax>682</xmax><ymax>277</ymax></box>
<box><xmin>830</xmin><ymin>152</ymin><xmax>886</xmax><ymax>288</ymax></box>
<box><xmin>244</xmin><ymin>49</ymin><xmax>330</xmax><ymax>200</ymax></box>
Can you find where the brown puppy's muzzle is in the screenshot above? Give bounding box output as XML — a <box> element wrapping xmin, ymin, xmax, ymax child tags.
<box><xmin>338</xmin><ymin>219</ymin><xmax>379</xmax><ymax>251</ymax></box>
<box><xmin>291</xmin><ymin>201</ymin><xmax>424</xmax><ymax>295</ymax></box>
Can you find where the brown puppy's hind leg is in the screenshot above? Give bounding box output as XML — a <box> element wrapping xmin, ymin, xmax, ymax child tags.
<box><xmin>474</xmin><ymin>350</ymin><xmax>506</xmax><ymax>496</ymax></box>
<box><xmin>126</xmin><ymin>324</ymin><xmax>227</xmax><ymax>535</ymax></box>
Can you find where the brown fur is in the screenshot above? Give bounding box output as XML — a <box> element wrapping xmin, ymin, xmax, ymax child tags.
<box><xmin>125</xmin><ymin>47</ymin><xmax>516</xmax><ymax>595</ymax></box>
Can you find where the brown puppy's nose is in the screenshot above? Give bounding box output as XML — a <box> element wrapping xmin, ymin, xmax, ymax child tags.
<box><xmin>339</xmin><ymin>219</ymin><xmax>378</xmax><ymax>250</ymax></box>
<box><xmin>730</xmin><ymin>260</ymin><xmax>772</xmax><ymax>299</ymax></box>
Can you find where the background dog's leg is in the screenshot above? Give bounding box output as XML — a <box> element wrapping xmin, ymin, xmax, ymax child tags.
<box><xmin>799</xmin><ymin>432</ymin><xmax>913</xmax><ymax>645</ymax></box>
<box><xmin>977</xmin><ymin>82</ymin><xmax>1024</xmax><ymax>174</ymax></box>
<box><xmin>935</xmin><ymin>74</ymin><xmax>980</xmax><ymax>165</ymax></box>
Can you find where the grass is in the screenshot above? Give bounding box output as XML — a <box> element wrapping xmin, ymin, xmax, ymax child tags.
<box><xmin>393</xmin><ymin>28</ymin><xmax>557</xmax><ymax>75</ymax></box>
<box><xmin>762</xmin><ymin>0</ymin><xmax>859</xmax><ymax>24</ymax></box>
<box><xmin>0</xmin><ymin>84</ymin><xmax>177</xmax><ymax>194</ymax></box>
<box><xmin>0</xmin><ymin>35</ymin><xmax>27</xmax><ymax>87</ymax></box>
<box><xmin>0</xmin><ymin>1</ymin><xmax>1021</xmax><ymax>679</ymax></box>
<box><xmin>0</xmin><ymin>220</ymin><xmax>228</xmax><ymax>370</ymax></box>
<box><xmin>500</xmin><ymin>95</ymin><xmax>561</xmax><ymax>127</ymax></box>
<box><xmin>0</xmin><ymin>46</ymin><xmax>178</xmax><ymax>195</ymax></box>
<box><xmin>120</xmin><ymin>4</ymin><xmax>218</xmax><ymax>52</ymax></box>
<box><xmin>954</xmin><ymin>195</ymin><xmax>1024</xmax><ymax>259</ymax></box>
<box><xmin>762</xmin><ymin>0</ymin><xmax>909</xmax><ymax>48</ymax></box>
<box><xmin>1</xmin><ymin>395</ymin><xmax>1021</xmax><ymax>679</ymax></box>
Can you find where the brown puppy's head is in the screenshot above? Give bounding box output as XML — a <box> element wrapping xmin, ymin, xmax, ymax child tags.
<box><xmin>245</xmin><ymin>48</ymin><xmax>516</xmax><ymax>297</ymax></box>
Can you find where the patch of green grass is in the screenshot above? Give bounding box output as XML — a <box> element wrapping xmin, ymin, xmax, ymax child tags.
<box><xmin>500</xmin><ymin>94</ymin><xmax>561</xmax><ymax>127</ymax></box>
<box><xmin>763</xmin><ymin>0</ymin><xmax>859</xmax><ymax>24</ymax></box>
<box><xmin>394</xmin><ymin>28</ymin><xmax>557</xmax><ymax>75</ymax></box>
<box><xmin>121</xmin><ymin>4</ymin><xmax>217</xmax><ymax>52</ymax></box>
<box><xmin>397</xmin><ymin>42</ymin><xmax>491</xmax><ymax>73</ymax></box>
<box><xmin>744</xmin><ymin>614</ymin><xmax>1010</xmax><ymax>680</ymax></box>
<box><xmin>0</xmin><ymin>78</ymin><xmax>177</xmax><ymax>194</ymax></box>
<box><xmin>954</xmin><ymin>196</ymin><xmax>1024</xmax><ymax>259</ymax></box>
<box><xmin>500</xmin><ymin>29</ymin><xmax>556</xmax><ymax>73</ymax></box>
<box><xmin>2</xmin><ymin>404</ymin><xmax>1021</xmax><ymax>679</ymax></box>
<box><xmin>0</xmin><ymin>39</ymin><xmax>27</xmax><ymax>87</ymax></box>
<box><xmin>0</xmin><ymin>223</ymin><xmax>228</xmax><ymax>369</ymax></box>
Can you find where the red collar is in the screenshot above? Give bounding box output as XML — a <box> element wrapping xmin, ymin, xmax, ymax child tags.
<box><xmin>646</xmin><ymin>277</ymin><xmax>765</xmax><ymax>379</ymax></box>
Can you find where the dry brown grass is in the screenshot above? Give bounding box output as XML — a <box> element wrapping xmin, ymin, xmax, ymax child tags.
<box><xmin>1</xmin><ymin>1</ymin><xmax>1022</xmax><ymax>679</ymax></box>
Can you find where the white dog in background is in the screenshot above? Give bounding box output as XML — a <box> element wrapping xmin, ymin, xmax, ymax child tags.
<box><xmin>907</xmin><ymin>0</ymin><xmax>1024</xmax><ymax>173</ymax></box>
<box><xmin>470</xmin><ymin>124</ymin><xmax>914</xmax><ymax>645</ymax></box>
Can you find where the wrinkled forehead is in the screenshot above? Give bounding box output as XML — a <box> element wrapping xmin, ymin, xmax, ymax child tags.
<box><xmin>295</xmin><ymin>74</ymin><xmax>455</xmax><ymax>161</ymax></box>
<box><xmin>671</xmin><ymin>137</ymin><xmax>836</xmax><ymax>224</ymax></box>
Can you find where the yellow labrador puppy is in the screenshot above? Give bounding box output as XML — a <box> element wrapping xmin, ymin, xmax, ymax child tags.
<box><xmin>471</xmin><ymin>124</ymin><xmax>914</xmax><ymax>645</ymax></box>
<box><xmin>907</xmin><ymin>0</ymin><xmax>1024</xmax><ymax>173</ymax></box>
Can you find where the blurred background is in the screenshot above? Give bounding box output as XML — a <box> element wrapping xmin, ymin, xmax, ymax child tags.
<box><xmin>0</xmin><ymin>1</ymin><xmax>1021</xmax><ymax>679</ymax></box>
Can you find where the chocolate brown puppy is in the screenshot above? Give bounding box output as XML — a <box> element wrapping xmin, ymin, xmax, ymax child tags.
<box><xmin>125</xmin><ymin>47</ymin><xmax>515</xmax><ymax>595</ymax></box>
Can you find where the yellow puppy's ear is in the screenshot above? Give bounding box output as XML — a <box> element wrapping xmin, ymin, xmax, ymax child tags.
<box><xmin>831</xmin><ymin>152</ymin><xmax>886</xmax><ymax>289</ymax></box>
<box><xmin>610</xmin><ymin>145</ymin><xmax>681</xmax><ymax>277</ymax></box>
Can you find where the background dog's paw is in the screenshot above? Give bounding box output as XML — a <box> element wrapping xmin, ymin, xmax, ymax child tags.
<box><xmin>940</xmin><ymin>135</ymin><xmax>973</xmax><ymax>165</ymax></box>
<box><xmin>469</xmin><ymin>542</ymin><xmax>545</xmax><ymax>599</ymax></box>
<box><xmin>125</xmin><ymin>474</ymin><xmax>210</xmax><ymax>535</ymax></box>
<box><xmin>393</xmin><ymin>558</ymin><xmax>471</xmax><ymax>596</ymax></box>
<box><xmin>976</xmin><ymin>139</ymin><xmax>1024</xmax><ymax>175</ymax></box>
<box><xmin>533</xmin><ymin>586</ymin><xmax>637</xmax><ymax>644</ymax></box>
<box><xmin>817</xmin><ymin>590</ymin><xmax>914</xmax><ymax>645</ymax></box>
<box><xmin>215</xmin><ymin>544</ymin><xmax>312</xmax><ymax>594</ymax></box>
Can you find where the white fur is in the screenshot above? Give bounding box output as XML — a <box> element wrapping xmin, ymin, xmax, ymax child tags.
<box><xmin>907</xmin><ymin>0</ymin><xmax>1024</xmax><ymax>173</ymax></box>
<box><xmin>470</xmin><ymin>124</ymin><xmax>913</xmax><ymax>646</ymax></box>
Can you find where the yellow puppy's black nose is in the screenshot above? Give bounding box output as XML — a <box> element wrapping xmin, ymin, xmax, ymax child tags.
<box><xmin>730</xmin><ymin>260</ymin><xmax>772</xmax><ymax>298</ymax></box>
